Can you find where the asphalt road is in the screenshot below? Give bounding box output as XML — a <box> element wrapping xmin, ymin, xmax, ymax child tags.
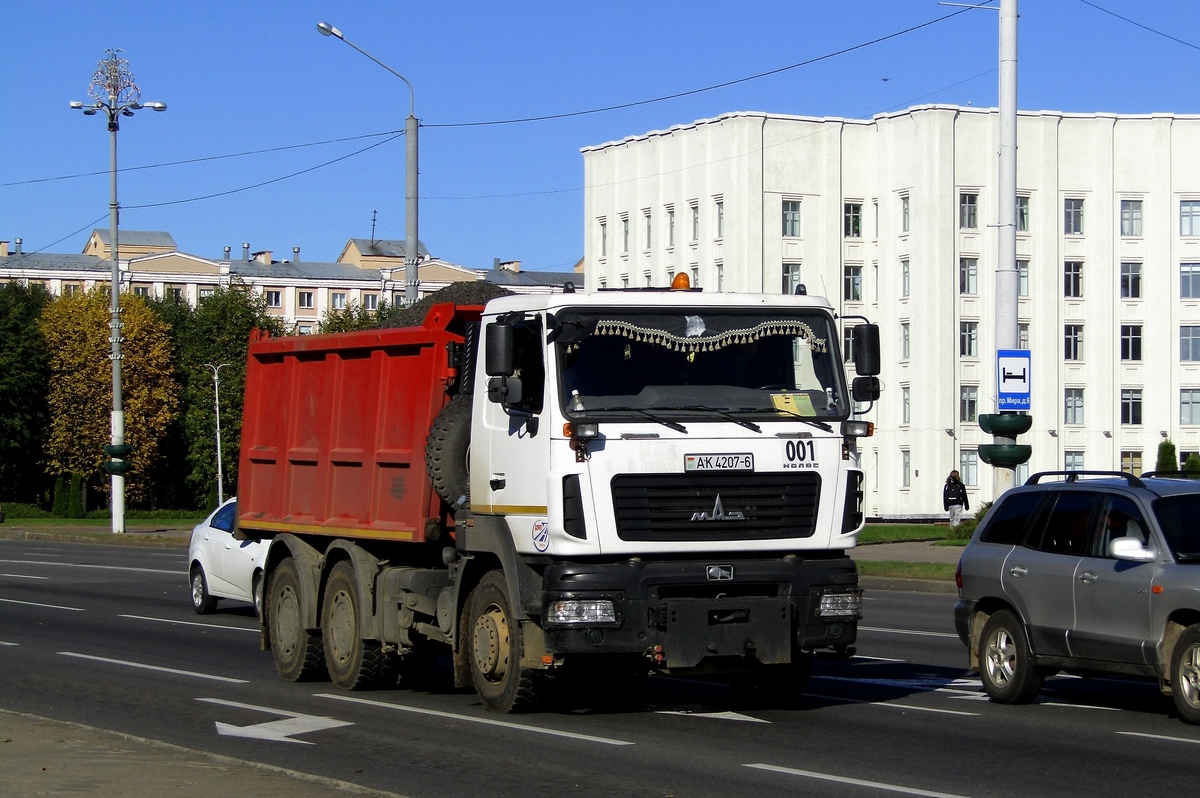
<box><xmin>2</xmin><ymin>538</ymin><xmax>1199</xmax><ymax>798</ymax></box>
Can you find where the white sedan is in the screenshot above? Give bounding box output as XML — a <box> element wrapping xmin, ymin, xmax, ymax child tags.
<box><xmin>188</xmin><ymin>498</ymin><xmax>267</xmax><ymax>617</ymax></box>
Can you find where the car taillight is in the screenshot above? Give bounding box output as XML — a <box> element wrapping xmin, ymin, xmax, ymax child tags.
<box><xmin>955</xmin><ymin>560</ymin><xmax>963</xmax><ymax>590</ymax></box>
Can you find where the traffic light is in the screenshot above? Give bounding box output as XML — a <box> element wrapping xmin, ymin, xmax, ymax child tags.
<box><xmin>102</xmin><ymin>443</ymin><xmax>132</xmax><ymax>475</ymax></box>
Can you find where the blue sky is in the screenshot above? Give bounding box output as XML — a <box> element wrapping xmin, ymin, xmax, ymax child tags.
<box><xmin>2</xmin><ymin>1</ymin><xmax>1198</xmax><ymax>273</ymax></box>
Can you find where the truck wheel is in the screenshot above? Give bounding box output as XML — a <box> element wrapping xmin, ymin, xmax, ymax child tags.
<box><xmin>978</xmin><ymin>609</ymin><xmax>1043</xmax><ymax>704</ymax></box>
<box><xmin>1170</xmin><ymin>624</ymin><xmax>1200</xmax><ymax>724</ymax></box>
<box><xmin>468</xmin><ymin>571</ymin><xmax>539</xmax><ymax>712</ymax></box>
<box><xmin>267</xmin><ymin>558</ymin><xmax>326</xmax><ymax>682</ymax></box>
<box><xmin>322</xmin><ymin>561</ymin><xmax>394</xmax><ymax>689</ymax></box>
<box><xmin>426</xmin><ymin>394</ymin><xmax>472</xmax><ymax>506</ymax></box>
<box><xmin>190</xmin><ymin>565</ymin><xmax>217</xmax><ymax>614</ymax></box>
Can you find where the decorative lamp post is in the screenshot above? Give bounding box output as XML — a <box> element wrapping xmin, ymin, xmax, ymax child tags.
<box><xmin>205</xmin><ymin>363</ymin><xmax>232</xmax><ymax>505</ymax></box>
<box><xmin>317</xmin><ymin>22</ymin><xmax>420</xmax><ymax>304</ymax></box>
<box><xmin>71</xmin><ymin>49</ymin><xmax>166</xmax><ymax>534</ymax></box>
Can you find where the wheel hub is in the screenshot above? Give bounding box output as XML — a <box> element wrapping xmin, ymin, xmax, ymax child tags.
<box><xmin>473</xmin><ymin>605</ymin><xmax>509</xmax><ymax>682</ymax></box>
<box><xmin>1181</xmin><ymin>646</ymin><xmax>1200</xmax><ymax>708</ymax></box>
<box><xmin>985</xmin><ymin>629</ymin><xmax>1016</xmax><ymax>685</ymax></box>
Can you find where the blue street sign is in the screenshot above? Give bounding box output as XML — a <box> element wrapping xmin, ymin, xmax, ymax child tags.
<box><xmin>997</xmin><ymin>349</ymin><xmax>1031</xmax><ymax>411</ymax></box>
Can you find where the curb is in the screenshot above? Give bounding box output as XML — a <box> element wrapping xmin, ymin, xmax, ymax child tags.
<box><xmin>859</xmin><ymin>575</ymin><xmax>957</xmax><ymax>595</ymax></box>
<box><xmin>0</xmin><ymin>528</ymin><xmax>189</xmax><ymax>548</ymax></box>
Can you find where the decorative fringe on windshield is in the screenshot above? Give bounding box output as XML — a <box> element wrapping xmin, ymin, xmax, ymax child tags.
<box><xmin>591</xmin><ymin>319</ymin><xmax>827</xmax><ymax>353</ymax></box>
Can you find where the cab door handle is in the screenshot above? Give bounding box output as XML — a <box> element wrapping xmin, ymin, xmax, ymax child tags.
<box><xmin>1009</xmin><ymin>565</ymin><xmax>1028</xmax><ymax>577</ymax></box>
<box><xmin>1078</xmin><ymin>571</ymin><xmax>1098</xmax><ymax>585</ymax></box>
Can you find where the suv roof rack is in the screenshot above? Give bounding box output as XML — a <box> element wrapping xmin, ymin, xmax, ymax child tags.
<box><xmin>1140</xmin><ymin>470</ymin><xmax>1200</xmax><ymax>480</ymax></box>
<box><xmin>1026</xmin><ymin>470</ymin><xmax>1145</xmax><ymax>488</ymax></box>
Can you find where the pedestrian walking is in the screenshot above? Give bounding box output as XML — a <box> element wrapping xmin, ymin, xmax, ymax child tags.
<box><xmin>943</xmin><ymin>470</ymin><xmax>969</xmax><ymax>528</ymax></box>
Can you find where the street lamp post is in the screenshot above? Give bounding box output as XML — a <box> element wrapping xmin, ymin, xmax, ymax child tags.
<box><xmin>204</xmin><ymin>364</ymin><xmax>232</xmax><ymax>505</ymax></box>
<box><xmin>317</xmin><ymin>22</ymin><xmax>420</xmax><ymax>304</ymax></box>
<box><xmin>71</xmin><ymin>50</ymin><xmax>166</xmax><ymax>534</ymax></box>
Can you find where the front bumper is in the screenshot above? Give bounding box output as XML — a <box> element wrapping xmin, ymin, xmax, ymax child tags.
<box><xmin>538</xmin><ymin>555</ymin><xmax>859</xmax><ymax>668</ymax></box>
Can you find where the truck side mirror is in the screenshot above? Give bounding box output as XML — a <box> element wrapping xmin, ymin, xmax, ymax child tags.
<box><xmin>852</xmin><ymin>376</ymin><xmax>881</xmax><ymax>402</ymax></box>
<box><xmin>487</xmin><ymin>376</ymin><xmax>524</xmax><ymax>405</ymax></box>
<box><xmin>853</xmin><ymin>324</ymin><xmax>880</xmax><ymax>376</ymax></box>
<box><xmin>485</xmin><ymin>323</ymin><xmax>514</xmax><ymax>377</ymax></box>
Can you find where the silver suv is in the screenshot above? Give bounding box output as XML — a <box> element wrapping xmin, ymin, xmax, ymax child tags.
<box><xmin>955</xmin><ymin>471</ymin><xmax>1200</xmax><ymax>723</ymax></box>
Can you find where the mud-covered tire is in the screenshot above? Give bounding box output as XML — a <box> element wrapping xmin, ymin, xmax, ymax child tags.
<box><xmin>426</xmin><ymin>394</ymin><xmax>472</xmax><ymax>505</ymax></box>
<box><xmin>190</xmin><ymin>565</ymin><xmax>217</xmax><ymax>614</ymax></box>
<box><xmin>1171</xmin><ymin>624</ymin><xmax>1200</xmax><ymax>724</ymax></box>
<box><xmin>321</xmin><ymin>561</ymin><xmax>394</xmax><ymax>690</ymax></box>
<box><xmin>267</xmin><ymin>558</ymin><xmax>326</xmax><ymax>682</ymax></box>
<box><xmin>979</xmin><ymin>609</ymin><xmax>1043</xmax><ymax>704</ymax></box>
<box><xmin>467</xmin><ymin>571</ymin><xmax>539</xmax><ymax>712</ymax></box>
<box><xmin>252</xmin><ymin>571</ymin><xmax>264</xmax><ymax>621</ymax></box>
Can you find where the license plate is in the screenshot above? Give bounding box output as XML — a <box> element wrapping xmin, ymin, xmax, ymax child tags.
<box><xmin>685</xmin><ymin>453</ymin><xmax>754</xmax><ymax>472</ymax></box>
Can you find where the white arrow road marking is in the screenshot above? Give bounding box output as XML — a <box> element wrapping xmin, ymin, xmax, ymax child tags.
<box><xmin>59</xmin><ymin>652</ymin><xmax>248</xmax><ymax>683</ymax></box>
<box><xmin>656</xmin><ymin>710</ymin><xmax>771</xmax><ymax>723</ymax></box>
<box><xmin>198</xmin><ymin>698</ymin><xmax>352</xmax><ymax>745</ymax></box>
<box><xmin>745</xmin><ymin>763</ymin><xmax>973</xmax><ymax>798</ymax></box>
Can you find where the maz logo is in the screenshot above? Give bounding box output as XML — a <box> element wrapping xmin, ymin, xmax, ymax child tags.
<box><xmin>690</xmin><ymin>494</ymin><xmax>746</xmax><ymax>522</ymax></box>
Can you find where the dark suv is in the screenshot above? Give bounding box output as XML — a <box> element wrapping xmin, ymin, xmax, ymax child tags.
<box><xmin>955</xmin><ymin>471</ymin><xmax>1200</xmax><ymax>723</ymax></box>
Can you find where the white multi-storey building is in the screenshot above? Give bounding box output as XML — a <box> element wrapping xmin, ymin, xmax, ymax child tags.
<box><xmin>583</xmin><ymin>104</ymin><xmax>1200</xmax><ymax>519</ymax></box>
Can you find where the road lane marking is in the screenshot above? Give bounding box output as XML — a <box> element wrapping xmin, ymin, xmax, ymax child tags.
<box><xmin>198</xmin><ymin>698</ymin><xmax>352</xmax><ymax>745</ymax></box>
<box><xmin>1</xmin><ymin>573</ymin><xmax>50</xmax><ymax>580</ymax></box>
<box><xmin>745</xmin><ymin>763</ymin><xmax>973</xmax><ymax>797</ymax></box>
<box><xmin>1118</xmin><ymin>731</ymin><xmax>1200</xmax><ymax>744</ymax></box>
<box><xmin>0</xmin><ymin>597</ymin><xmax>85</xmax><ymax>612</ymax></box>
<box><xmin>315</xmin><ymin>693</ymin><xmax>635</xmax><ymax>746</ymax></box>
<box><xmin>859</xmin><ymin>625</ymin><xmax>959</xmax><ymax>639</ymax></box>
<box><xmin>809</xmin><ymin>693</ymin><xmax>979</xmax><ymax>717</ymax></box>
<box><xmin>59</xmin><ymin>652</ymin><xmax>249</xmax><ymax>683</ymax></box>
<box><xmin>850</xmin><ymin>655</ymin><xmax>908</xmax><ymax>663</ymax></box>
<box><xmin>119</xmin><ymin>614</ymin><xmax>258</xmax><ymax>633</ymax></box>
<box><xmin>0</xmin><ymin>558</ymin><xmax>177</xmax><ymax>576</ymax></box>
<box><xmin>0</xmin><ymin>641</ymin><xmax>17</xmax><ymax>646</ymax></box>
<box><xmin>656</xmin><ymin>710</ymin><xmax>770</xmax><ymax>723</ymax></box>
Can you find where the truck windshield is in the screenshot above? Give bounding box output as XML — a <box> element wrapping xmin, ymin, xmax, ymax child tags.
<box><xmin>553</xmin><ymin>308</ymin><xmax>849</xmax><ymax>421</ymax></box>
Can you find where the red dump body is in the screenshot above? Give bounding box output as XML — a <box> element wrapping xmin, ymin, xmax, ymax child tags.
<box><xmin>237</xmin><ymin>303</ymin><xmax>482</xmax><ymax>542</ymax></box>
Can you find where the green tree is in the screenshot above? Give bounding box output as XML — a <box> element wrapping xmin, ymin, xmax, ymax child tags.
<box><xmin>1186</xmin><ymin>453</ymin><xmax>1200</xmax><ymax>477</ymax></box>
<box><xmin>1157</xmin><ymin>438</ymin><xmax>1178</xmax><ymax>474</ymax></box>
<box><xmin>318</xmin><ymin>300</ymin><xmax>394</xmax><ymax>333</ymax></box>
<box><xmin>0</xmin><ymin>282</ymin><xmax>51</xmax><ymax>503</ymax></box>
<box><xmin>40</xmin><ymin>289</ymin><xmax>178</xmax><ymax>507</ymax></box>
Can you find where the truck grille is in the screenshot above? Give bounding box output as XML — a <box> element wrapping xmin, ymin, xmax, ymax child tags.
<box><xmin>611</xmin><ymin>472</ymin><xmax>820</xmax><ymax>541</ymax></box>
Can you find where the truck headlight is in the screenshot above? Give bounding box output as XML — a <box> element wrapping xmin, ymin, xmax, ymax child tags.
<box><xmin>549</xmin><ymin>599</ymin><xmax>617</xmax><ymax>625</ymax></box>
<box><xmin>817</xmin><ymin>592</ymin><xmax>862</xmax><ymax>620</ymax></box>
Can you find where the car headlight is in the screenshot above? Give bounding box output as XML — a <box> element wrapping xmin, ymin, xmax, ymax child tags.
<box><xmin>548</xmin><ymin>599</ymin><xmax>617</xmax><ymax>625</ymax></box>
<box><xmin>817</xmin><ymin>591</ymin><xmax>862</xmax><ymax>620</ymax></box>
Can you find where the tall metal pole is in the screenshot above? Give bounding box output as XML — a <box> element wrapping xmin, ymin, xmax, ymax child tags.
<box><xmin>72</xmin><ymin>50</ymin><xmax>166</xmax><ymax>533</ymax></box>
<box><xmin>205</xmin><ymin>364</ymin><xmax>231</xmax><ymax>505</ymax></box>
<box><xmin>318</xmin><ymin>23</ymin><xmax>420</xmax><ymax>304</ymax></box>
<box><xmin>993</xmin><ymin>0</ymin><xmax>1019</xmax><ymax>497</ymax></box>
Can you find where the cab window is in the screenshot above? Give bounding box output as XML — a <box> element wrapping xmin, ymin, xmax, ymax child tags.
<box><xmin>1024</xmin><ymin>491</ymin><xmax>1099</xmax><ymax>556</ymax></box>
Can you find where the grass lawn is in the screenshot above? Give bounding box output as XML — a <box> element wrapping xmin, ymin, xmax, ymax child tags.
<box><xmin>858</xmin><ymin>523</ymin><xmax>953</xmax><ymax>544</ymax></box>
<box><xmin>857</xmin><ymin>561</ymin><xmax>957</xmax><ymax>581</ymax></box>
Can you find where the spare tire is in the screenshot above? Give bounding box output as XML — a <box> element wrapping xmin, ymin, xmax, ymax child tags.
<box><xmin>426</xmin><ymin>394</ymin><xmax>472</xmax><ymax>505</ymax></box>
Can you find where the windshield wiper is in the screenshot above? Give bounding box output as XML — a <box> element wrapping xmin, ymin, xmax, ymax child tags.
<box><xmin>658</xmin><ymin>405</ymin><xmax>762</xmax><ymax>433</ymax></box>
<box><xmin>587</xmin><ymin>406</ymin><xmax>689</xmax><ymax>433</ymax></box>
<box><xmin>738</xmin><ymin>406</ymin><xmax>834</xmax><ymax>433</ymax></box>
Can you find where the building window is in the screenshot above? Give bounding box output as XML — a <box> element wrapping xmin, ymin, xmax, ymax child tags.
<box><xmin>872</xmin><ymin>199</ymin><xmax>879</xmax><ymax>238</ymax></box>
<box><xmin>844</xmin><ymin>265</ymin><xmax>862</xmax><ymax>301</ymax></box>
<box><xmin>1064</xmin><ymin>324</ymin><xmax>1084</xmax><ymax>361</ymax></box>
<box><xmin>901</xmin><ymin>258</ymin><xmax>910</xmax><ymax>297</ymax></box>
<box><xmin>782</xmin><ymin>200</ymin><xmax>801</xmax><ymax>237</ymax></box>
<box><xmin>960</xmin><ymin>385</ymin><xmax>979</xmax><ymax>423</ymax></box>
<box><xmin>599</xmin><ymin>220</ymin><xmax>607</xmax><ymax>257</ymax></box>
<box><xmin>715</xmin><ymin>200</ymin><xmax>724</xmax><ymax>239</ymax></box>
<box><xmin>1016</xmin><ymin>196</ymin><xmax>1030</xmax><ymax>232</ymax></box>
<box><xmin>1182</xmin><ymin>200</ymin><xmax>1200</xmax><ymax>236</ymax></box>
<box><xmin>1184</xmin><ymin>326</ymin><xmax>1200</xmax><ymax>361</ymax></box>
<box><xmin>392</xmin><ymin>291</ymin><xmax>405</xmax><ymax>305</ymax></box>
<box><xmin>644</xmin><ymin>211</ymin><xmax>652</xmax><ymax>251</ymax></box>
<box><xmin>1120</xmin><ymin>262</ymin><xmax>1142</xmax><ymax>299</ymax></box>
<box><xmin>959</xmin><ymin>193</ymin><xmax>978</xmax><ymax>229</ymax></box>
<box><xmin>960</xmin><ymin>450</ymin><xmax>979</xmax><ymax>487</ymax></box>
<box><xmin>1121</xmin><ymin>200</ymin><xmax>1143</xmax><ymax>237</ymax></box>
<box><xmin>844</xmin><ymin>203</ymin><xmax>862</xmax><ymax>238</ymax></box>
<box><xmin>363</xmin><ymin>293</ymin><xmax>378</xmax><ymax>311</ymax></box>
<box><xmin>782</xmin><ymin>262</ymin><xmax>802</xmax><ymax>295</ymax></box>
<box><xmin>298</xmin><ymin>291</ymin><xmax>314</xmax><ymax>310</ymax></box>
<box><xmin>1016</xmin><ymin>462</ymin><xmax>1030</xmax><ymax>484</ymax></box>
<box><xmin>843</xmin><ymin>327</ymin><xmax>856</xmax><ymax>363</ymax></box>
<box><xmin>1064</xmin><ymin>451</ymin><xmax>1085</xmax><ymax>472</ymax></box>
<box><xmin>1182</xmin><ymin>263</ymin><xmax>1200</xmax><ymax>298</ymax></box>
<box><xmin>690</xmin><ymin>264</ymin><xmax>699</xmax><ymax>286</ymax></box>
<box><xmin>1121</xmin><ymin>324</ymin><xmax>1143</xmax><ymax>361</ymax></box>
<box><xmin>644</xmin><ymin>271</ymin><xmax>652</xmax><ymax>288</ymax></box>
<box><xmin>716</xmin><ymin>262</ymin><xmax>724</xmax><ymax>292</ymax></box>
<box><xmin>667</xmin><ymin>207</ymin><xmax>675</xmax><ymax>248</ymax></box>
<box><xmin>265</xmin><ymin>290</ymin><xmax>281</xmax><ymax>308</ymax></box>
<box><xmin>198</xmin><ymin>286</ymin><xmax>215</xmax><ymax>299</ymax></box>
<box><xmin>1064</xmin><ymin>198</ymin><xmax>1084</xmax><ymax>235</ymax></box>
<box><xmin>1065</xmin><ymin>388</ymin><xmax>1085</xmax><ymax>425</ymax></box>
<box><xmin>960</xmin><ymin>321</ymin><xmax>978</xmax><ymax>357</ymax></box>
<box><xmin>1018</xmin><ymin>322</ymin><xmax>1030</xmax><ymax>349</ymax></box>
<box><xmin>1182</xmin><ymin>389</ymin><xmax>1200</xmax><ymax>424</ymax></box>
<box><xmin>297</xmin><ymin>324</ymin><xmax>313</xmax><ymax>335</ymax></box>
<box><xmin>1064</xmin><ymin>261</ymin><xmax>1083</xmax><ymax>298</ymax></box>
<box><xmin>331</xmin><ymin>292</ymin><xmax>347</xmax><ymax>310</ymax></box>
<box><xmin>902</xmin><ymin>386</ymin><xmax>911</xmax><ymax>424</ymax></box>
<box><xmin>901</xmin><ymin>322</ymin><xmax>910</xmax><ymax>359</ymax></box>
<box><xmin>1121</xmin><ymin>388</ymin><xmax>1143</xmax><ymax>426</ymax></box>
<box><xmin>167</xmin><ymin>286</ymin><xmax>183</xmax><ymax>302</ymax></box>
<box><xmin>1016</xmin><ymin>260</ymin><xmax>1029</xmax><ymax>297</ymax></box>
<box><xmin>621</xmin><ymin>217</ymin><xmax>630</xmax><ymax>253</ymax></box>
<box><xmin>902</xmin><ymin>449</ymin><xmax>911</xmax><ymax>488</ymax></box>
<box><xmin>901</xmin><ymin>195</ymin><xmax>910</xmax><ymax>232</ymax></box>
<box><xmin>1121</xmin><ymin>451</ymin><xmax>1143</xmax><ymax>474</ymax></box>
<box><xmin>133</xmin><ymin>285</ymin><xmax>150</xmax><ymax>298</ymax></box>
<box><xmin>690</xmin><ymin>204</ymin><xmax>700</xmax><ymax>242</ymax></box>
<box><xmin>959</xmin><ymin>257</ymin><xmax>978</xmax><ymax>295</ymax></box>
